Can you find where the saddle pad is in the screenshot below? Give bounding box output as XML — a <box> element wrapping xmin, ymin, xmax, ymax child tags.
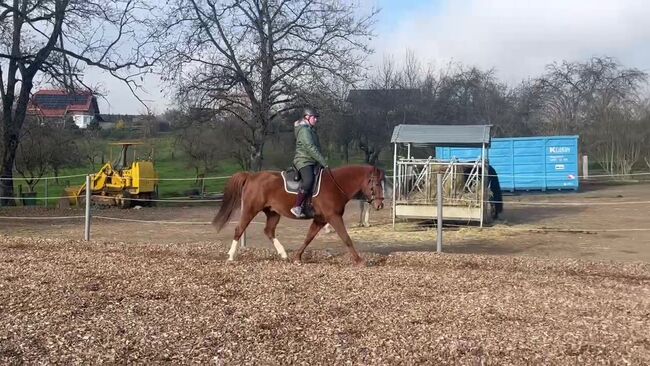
<box><xmin>281</xmin><ymin>169</ymin><xmax>323</xmax><ymax>197</ymax></box>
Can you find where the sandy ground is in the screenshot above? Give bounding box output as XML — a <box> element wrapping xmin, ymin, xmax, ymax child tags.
<box><xmin>2</xmin><ymin>181</ymin><xmax>649</xmax><ymax>263</ymax></box>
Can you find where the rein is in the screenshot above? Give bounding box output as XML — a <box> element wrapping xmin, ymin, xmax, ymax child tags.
<box><xmin>325</xmin><ymin>167</ymin><xmax>348</xmax><ymax>199</ymax></box>
<box><xmin>326</xmin><ymin>166</ymin><xmax>385</xmax><ymax>204</ymax></box>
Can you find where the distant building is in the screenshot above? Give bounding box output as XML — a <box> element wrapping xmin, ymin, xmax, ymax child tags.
<box><xmin>28</xmin><ymin>89</ymin><xmax>102</xmax><ymax>128</ymax></box>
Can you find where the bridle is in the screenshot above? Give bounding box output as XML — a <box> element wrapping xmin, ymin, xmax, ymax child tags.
<box><xmin>325</xmin><ymin>167</ymin><xmax>385</xmax><ymax>204</ymax></box>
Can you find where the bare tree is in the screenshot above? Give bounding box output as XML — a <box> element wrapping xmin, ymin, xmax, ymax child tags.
<box><xmin>401</xmin><ymin>50</ymin><xmax>421</xmax><ymax>89</ymax></box>
<box><xmin>155</xmin><ymin>0</ymin><xmax>377</xmax><ymax>171</ymax></box>
<box><xmin>348</xmin><ymin>53</ymin><xmax>568</xmax><ymax>163</ymax></box>
<box><xmin>12</xmin><ymin>118</ymin><xmax>78</xmax><ymax>191</ymax></box>
<box><xmin>644</xmin><ymin>104</ymin><xmax>650</xmax><ymax>172</ymax></box>
<box><xmin>432</xmin><ymin>64</ymin><xmax>510</xmax><ymax>127</ymax></box>
<box><xmin>343</xmin><ymin>54</ymin><xmax>521</xmax><ymax>165</ymax></box>
<box><xmin>139</xmin><ymin>114</ymin><xmax>160</xmax><ymax>139</ymax></box>
<box><xmin>591</xmin><ymin>115</ymin><xmax>646</xmax><ymax>176</ymax></box>
<box><xmin>76</xmin><ymin>136</ymin><xmax>103</xmax><ymax>171</ymax></box>
<box><xmin>345</xmin><ymin>56</ymin><xmax>422</xmax><ymax>165</ymax></box>
<box><xmin>14</xmin><ymin>119</ymin><xmax>49</xmax><ymax>192</ymax></box>
<box><xmin>174</xmin><ymin>108</ymin><xmax>241</xmax><ymax>175</ymax></box>
<box><xmin>46</xmin><ymin>124</ymin><xmax>81</xmax><ymax>179</ymax></box>
<box><xmin>530</xmin><ymin>57</ymin><xmax>646</xmax><ymax>135</ymax></box>
<box><xmin>176</xmin><ymin>122</ymin><xmax>224</xmax><ymax>178</ymax></box>
<box><xmin>527</xmin><ymin>57</ymin><xmax>648</xmax><ymax>175</ymax></box>
<box><xmin>1</xmin><ymin>0</ymin><xmax>157</xmax><ymax>205</ymax></box>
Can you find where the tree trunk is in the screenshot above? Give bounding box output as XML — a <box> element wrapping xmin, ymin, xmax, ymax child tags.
<box><xmin>247</xmin><ymin>117</ymin><xmax>266</xmax><ymax>171</ymax></box>
<box><xmin>1</xmin><ymin>78</ymin><xmax>35</xmax><ymax>206</ymax></box>
<box><xmin>0</xmin><ymin>163</ymin><xmax>16</xmax><ymax>206</ymax></box>
<box><xmin>361</xmin><ymin>144</ymin><xmax>381</xmax><ymax>166</ymax></box>
<box><xmin>250</xmin><ymin>141</ymin><xmax>264</xmax><ymax>172</ymax></box>
<box><xmin>1</xmin><ymin>118</ymin><xmax>19</xmax><ymax>206</ymax></box>
<box><xmin>368</xmin><ymin>150</ymin><xmax>381</xmax><ymax>166</ymax></box>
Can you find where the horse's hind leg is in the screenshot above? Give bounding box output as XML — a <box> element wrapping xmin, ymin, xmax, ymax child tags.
<box><xmin>263</xmin><ymin>209</ymin><xmax>287</xmax><ymax>259</ymax></box>
<box><xmin>327</xmin><ymin>215</ymin><xmax>364</xmax><ymax>266</ymax></box>
<box><xmin>293</xmin><ymin>219</ymin><xmax>326</xmax><ymax>263</ymax></box>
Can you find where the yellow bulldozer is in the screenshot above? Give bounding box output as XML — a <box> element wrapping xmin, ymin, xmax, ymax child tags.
<box><xmin>65</xmin><ymin>142</ymin><xmax>159</xmax><ymax>208</ymax></box>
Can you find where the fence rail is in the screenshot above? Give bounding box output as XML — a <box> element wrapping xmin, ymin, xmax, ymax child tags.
<box><xmin>2</xmin><ymin>171</ymin><xmax>650</xmax><ymax>250</ymax></box>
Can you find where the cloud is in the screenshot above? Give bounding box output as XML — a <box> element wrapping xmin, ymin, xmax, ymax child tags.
<box><xmin>84</xmin><ymin>0</ymin><xmax>650</xmax><ymax>114</ymax></box>
<box><xmin>82</xmin><ymin>68</ymin><xmax>171</xmax><ymax>115</ymax></box>
<box><xmin>372</xmin><ymin>0</ymin><xmax>650</xmax><ymax>84</ymax></box>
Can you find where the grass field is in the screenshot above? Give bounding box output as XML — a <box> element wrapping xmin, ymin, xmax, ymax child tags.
<box><xmin>7</xmin><ymin>134</ymin><xmax>391</xmax><ymax>207</ymax></box>
<box><xmin>9</xmin><ymin>131</ymin><xmax>637</xmax><ymax>208</ymax></box>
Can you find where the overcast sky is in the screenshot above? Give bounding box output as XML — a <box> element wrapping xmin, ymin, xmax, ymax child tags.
<box><xmin>91</xmin><ymin>0</ymin><xmax>650</xmax><ymax>115</ymax></box>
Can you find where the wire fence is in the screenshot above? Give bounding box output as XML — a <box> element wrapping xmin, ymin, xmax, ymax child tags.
<box><xmin>1</xmin><ymin>187</ymin><xmax>648</xmax><ymax>224</ymax></box>
<box><xmin>1</xmin><ymin>166</ymin><xmax>649</xmax><ymax>210</ymax></box>
<box><xmin>425</xmin><ymin>221</ymin><xmax>650</xmax><ymax>233</ymax></box>
<box><xmin>92</xmin><ymin>216</ymin><xmax>266</xmax><ymax>226</ymax></box>
<box><xmin>1</xmin><ymin>168</ymin><xmax>650</xmax><ymax>244</ymax></box>
<box><xmin>0</xmin><ymin>167</ymin><xmax>650</xmax><ymax>205</ymax></box>
<box><xmin>0</xmin><ymin>194</ymin><xmax>223</xmax><ymax>205</ymax></box>
<box><xmin>0</xmin><ymin>164</ymin><xmax>650</xmax><ymax>207</ymax></box>
<box><xmin>2</xmin><ymin>166</ymin><xmax>650</xmax><ymax>183</ymax></box>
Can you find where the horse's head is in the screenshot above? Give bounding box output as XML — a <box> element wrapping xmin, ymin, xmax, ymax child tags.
<box><xmin>362</xmin><ymin>166</ymin><xmax>386</xmax><ymax>210</ymax></box>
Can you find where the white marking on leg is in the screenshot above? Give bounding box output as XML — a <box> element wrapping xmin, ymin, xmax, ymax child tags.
<box><xmin>272</xmin><ymin>238</ymin><xmax>288</xmax><ymax>259</ymax></box>
<box><xmin>362</xmin><ymin>202</ymin><xmax>370</xmax><ymax>227</ymax></box>
<box><xmin>228</xmin><ymin>239</ymin><xmax>239</xmax><ymax>261</ymax></box>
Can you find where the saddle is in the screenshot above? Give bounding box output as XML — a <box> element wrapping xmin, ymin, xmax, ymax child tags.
<box><xmin>280</xmin><ymin>166</ymin><xmax>323</xmax><ymax>197</ymax></box>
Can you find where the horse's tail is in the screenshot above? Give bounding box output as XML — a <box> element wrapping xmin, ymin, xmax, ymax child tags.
<box><xmin>212</xmin><ymin>172</ymin><xmax>250</xmax><ymax>232</ymax></box>
<box><xmin>487</xmin><ymin>165</ymin><xmax>503</xmax><ymax>217</ymax></box>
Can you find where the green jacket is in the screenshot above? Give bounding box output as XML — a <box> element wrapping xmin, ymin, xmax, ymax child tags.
<box><xmin>293</xmin><ymin>121</ymin><xmax>327</xmax><ymax>170</ymax></box>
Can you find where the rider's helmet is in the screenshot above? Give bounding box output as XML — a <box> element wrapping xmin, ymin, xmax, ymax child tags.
<box><xmin>302</xmin><ymin>107</ymin><xmax>319</xmax><ymax>118</ymax></box>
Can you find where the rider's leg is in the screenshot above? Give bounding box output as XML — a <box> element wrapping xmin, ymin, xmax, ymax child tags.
<box><xmin>292</xmin><ymin>165</ymin><xmax>315</xmax><ymax>216</ymax></box>
<box><xmin>298</xmin><ymin>165</ymin><xmax>315</xmax><ymax>207</ymax></box>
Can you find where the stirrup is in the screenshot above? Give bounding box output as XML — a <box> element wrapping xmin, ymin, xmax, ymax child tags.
<box><xmin>291</xmin><ymin>206</ymin><xmax>305</xmax><ymax>218</ymax></box>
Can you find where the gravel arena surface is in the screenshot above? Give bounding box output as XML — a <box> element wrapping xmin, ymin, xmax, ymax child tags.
<box><xmin>1</xmin><ymin>238</ymin><xmax>649</xmax><ymax>365</ymax></box>
<box><xmin>1</xmin><ymin>181</ymin><xmax>650</xmax><ymax>364</ymax></box>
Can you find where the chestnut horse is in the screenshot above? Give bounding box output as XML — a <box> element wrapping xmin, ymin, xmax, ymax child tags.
<box><xmin>212</xmin><ymin>165</ymin><xmax>386</xmax><ymax>265</ymax></box>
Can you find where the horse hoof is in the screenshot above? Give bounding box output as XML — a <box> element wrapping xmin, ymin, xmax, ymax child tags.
<box><xmin>353</xmin><ymin>259</ymin><xmax>366</xmax><ymax>267</ymax></box>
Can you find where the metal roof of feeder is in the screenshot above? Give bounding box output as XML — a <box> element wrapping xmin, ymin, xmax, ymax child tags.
<box><xmin>391</xmin><ymin>124</ymin><xmax>492</xmax><ymax>147</ymax></box>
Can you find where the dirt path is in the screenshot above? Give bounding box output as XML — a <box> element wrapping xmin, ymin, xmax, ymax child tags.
<box><xmin>1</xmin><ymin>181</ymin><xmax>650</xmax><ymax>263</ymax></box>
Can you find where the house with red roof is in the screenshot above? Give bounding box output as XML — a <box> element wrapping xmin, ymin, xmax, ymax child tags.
<box><xmin>27</xmin><ymin>89</ymin><xmax>102</xmax><ymax>128</ymax></box>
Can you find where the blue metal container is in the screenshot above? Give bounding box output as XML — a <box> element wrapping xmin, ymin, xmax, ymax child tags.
<box><xmin>436</xmin><ymin>136</ymin><xmax>579</xmax><ymax>191</ymax></box>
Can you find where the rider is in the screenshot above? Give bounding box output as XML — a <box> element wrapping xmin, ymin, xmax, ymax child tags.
<box><xmin>291</xmin><ymin>107</ymin><xmax>328</xmax><ymax>218</ymax></box>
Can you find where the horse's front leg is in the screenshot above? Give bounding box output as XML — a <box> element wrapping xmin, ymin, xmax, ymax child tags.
<box><xmin>263</xmin><ymin>209</ymin><xmax>287</xmax><ymax>259</ymax></box>
<box><xmin>228</xmin><ymin>203</ymin><xmax>259</xmax><ymax>262</ymax></box>
<box><xmin>326</xmin><ymin>215</ymin><xmax>364</xmax><ymax>266</ymax></box>
<box><xmin>293</xmin><ymin>219</ymin><xmax>326</xmax><ymax>263</ymax></box>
